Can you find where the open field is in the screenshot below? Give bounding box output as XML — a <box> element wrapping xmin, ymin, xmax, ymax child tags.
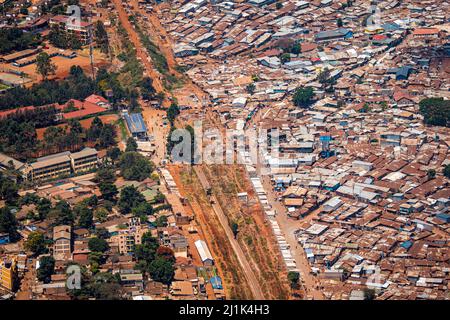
<box><xmin>1</xmin><ymin>48</ymin><xmax>109</xmax><ymax>85</ymax></box>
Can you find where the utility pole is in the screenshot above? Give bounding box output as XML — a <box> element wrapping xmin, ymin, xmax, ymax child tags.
<box><xmin>89</xmin><ymin>16</ymin><xmax>95</xmax><ymax>80</ymax></box>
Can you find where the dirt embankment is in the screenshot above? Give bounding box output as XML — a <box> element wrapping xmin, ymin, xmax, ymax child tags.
<box><xmin>202</xmin><ymin>164</ymin><xmax>291</xmax><ymax>300</ymax></box>
<box><xmin>169</xmin><ymin>165</ymin><xmax>254</xmax><ymax>299</ymax></box>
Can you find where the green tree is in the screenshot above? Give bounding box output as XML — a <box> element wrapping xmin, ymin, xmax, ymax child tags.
<box><xmin>153</xmin><ymin>191</ymin><xmax>166</xmax><ymax>204</ymax></box>
<box><xmin>107</xmin><ymin>147</ymin><xmax>122</xmax><ymax>164</ymax></box>
<box><xmin>292</xmin><ymin>86</ymin><xmax>315</xmax><ymax>108</ymax></box>
<box><xmin>118</xmin><ymin>152</ymin><xmax>154</xmax><ymax>181</ymax></box>
<box><xmin>363</xmin><ymin>288</ymin><xmax>376</xmax><ymax>300</ymax></box>
<box><xmin>246</xmin><ymin>83</ymin><xmax>256</xmax><ymax>95</ymax></box>
<box><xmin>318</xmin><ymin>68</ymin><xmax>332</xmax><ymax>84</ymax></box>
<box><xmin>94</xmin><ymin>21</ymin><xmax>109</xmax><ymax>54</ymax></box>
<box><xmin>290</xmin><ymin>42</ymin><xmax>301</xmax><ymax>55</ymax></box>
<box><xmin>134</xmin><ymin>232</ymin><xmax>159</xmax><ymax>274</ymax></box>
<box><xmin>69</xmin><ymin>119</ymin><xmax>83</xmax><ymax>135</ymax></box>
<box><xmin>166</xmin><ymin>102</ymin><xmax>180</xmax><ymax>126</ymax></box>
<box><xmin>51</xmin><ymin>201</ymin><xmax>74</xmax><ymax>225</ymax></box>
<box><xmin>37</xmin><ymin>198</ymin><xmax>52</xmax><ymax>220</ymax></box>
<box><xmin>94</xmin><ymin>208</ymin><xmax>109</xmax><ymax>223</ymax></box>
<box><xmin>78</xmin><ymin>206</ymin><xmax>94</xmax><ymax>229</ymax></box>
<box><xmin>419</xmin><ymin>97</ymin><xmax>450</xmax><ymax>127</ymax></box>
<box><xmin>132</xmin><ymin>202</ymin><xmax>153</xmax><ymax>222</ymax></box>
<box><xmin>337</xmin><ymin>18</ymin><xmax>343</xmax><ymax>27</ymax></box>
<box><xmin>287</xmin><ymin>271</ymin><xmax>300</xmax><ymax>289</ymax></box>
<box><xmin>154</xmin><ymin>215</ymin><xmax>168</xmax><ymax>228</ymax></box>
<box><xmin>96</xmin><ymin>167</ymin><xmax>116</xmax><ymax>184</ymax></box>
<box><xmin>25</xmin><ymin>232</ymin><xmax>47</xmax><ymax>255</ymax></box>
<box><xmin>140</xmin><ymin>77</ymin><xmax>155</xmax><ymax>100</ymax></box>
<box><xmin>36</xmin><ymin>52</ymin><xmax>57</xmax><ymax>80</ymax></box>
<box><xmin>99</xmin><ymin>182</ymin><xmax>118</xmax><ymax>202</ymax></box>
<box><xmin>280</xmin><ymin>52</ymin><xmax>291</xmax><ymax>64</ymax></box>
<box><xmin>118</xmin><ymin>185</ymin><xmax>145</xmax><ymax>214</ymax></box>
<box><xmin>443</xmin><ymin>164</ymin><xmax>450</xmax><ymax>179</ymax></box>
<box><xmin>0</xmin><ymin>206</ymin><xmax>19</xmax><ymax>241</ymax></box>
<box><xmin>125</xmin><ymin>137</ymin><xmax>138</xmax><ymax>152</ymax></box>
<box><xmin>231</xmin><ymin>222</ymin><xmax>238</xmax><ymax>239</ymax></box>
<box><xmin>148</xmin><ymin>256</ymin><xmax>175</xmax><ymax>285</ymax></box>
<box><xmin>88</xmin><ymin>237</ymin><xmax>109</xmax><ymax>253</ymax></box>
<box><xmin>37</xmin><ymin>256</ymin><xmax>55</xmax><ymax>284</ymax></box>
<box><xmin>427</xmin><ymin>169</ymin><xmax>436</xmax><ymax>180</ymax></box>
<box><xmin>0</xmin><ymin>173</ymin><xmax>18</xmax><ymax>205</ymax></box>
<box><xmin>94</xmin><ymin>228</ymin><xmax>109</xmax><ymax>241</ymax></box>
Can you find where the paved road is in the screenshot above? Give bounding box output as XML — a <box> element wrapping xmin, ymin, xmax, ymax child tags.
<box><xmin>194</xmin><ymin>166</ymin><xmax>265</xmax><ymax>300</ymax></box>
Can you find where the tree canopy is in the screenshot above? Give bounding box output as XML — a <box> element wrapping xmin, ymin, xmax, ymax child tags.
<box><xmin>292</xmin><ymin>86</ymin><xmax>315</xmax><ymax>108</ymax></box>
<box><xmin>88</xmin><ymin>237</ymin><xmax>110</xmax><ymax>253</ymax></box>
<box><xmin>37</xmin><ymin>256</ymin><xmax>55</xmax><ymax>284</ymax></box>
<box><xmin>118</xmin><ymin>185</ymin><xmax>146</xmax><ymax>214</ymax></box>
<box><xmin>25</xmin><ymin>232</ymin><xmax>47</xmax><ymax>256</ymax></box>
<box><xmin>36</xmin><ymin>52</ymin><xmax>57</xmax><ymax>80</ymax></box>
<box><xmin>0</xmin><ymin>206</ymin><xmax>19</xmax><ymax>242</ymax></box>
<box><xmin>118</xmin><ymin>152</ymin><xmax>154</xmax><ymax>181</ymax></box>
<box><xmin>419</xmin><ymin>98</ymin><xmax>450</xmax><ymax>127</ymax></box>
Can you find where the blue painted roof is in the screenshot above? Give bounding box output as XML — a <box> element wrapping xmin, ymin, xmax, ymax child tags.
<box><xmin>124</xmin><ymin>113</ymin><xmax>147</xmax><ymax>134</ymax></box>
<box><xmin>315</xmin><ymin>28</ymin><xmax>352</xmax><ymax>40</ymax></box>
<box><xmin>381</xmin><ymin>22</ymin><xmax>401</xmax><ymax>32</ymax></box>
<box><xmin>400</xmin><ymin>241</ymin><xmax>413</xmax><ymax>250</ymax></box>
<box><xmin>210</xmin><ymin>276</ymin><xmax>223</xmax><ymax>289</ymax></box>
<box><xmin>436</xmin><ymin>213</ymin><xmax>450</xmax><ymax>222</ymax></box>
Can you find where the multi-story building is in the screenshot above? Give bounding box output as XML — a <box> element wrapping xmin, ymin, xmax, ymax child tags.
<box><xmin>49</xmin><ymin>15</ymin><xmax>93</xmax><ymax>45</ymax></box>
<box><xmin>21</xmin><ymin>148</ymin><xmax>98</xmax><ymax>182</ymax></box>
<box><xmin>23</xmin><ymin>153</ymin><xmax>72</xmax><ymax>182</ymax></box>
<box><xmin>53</xmin><ymin>225</ymin><xmax>72</xmax><ymax>261</ymax></box>
<box><xmin>70</xmin><ymin>148</ymin><xmax>99</xmax><ymax>173</ymax></box>
<box><xmin>110</xmin><ymin>218</ymin><xmax>149</xmax><ymax>255</ymax></box>
<box><xmin>0</xmin><ymin>258</ymin><xmax>18</xmax><ymax>292</ymax></box>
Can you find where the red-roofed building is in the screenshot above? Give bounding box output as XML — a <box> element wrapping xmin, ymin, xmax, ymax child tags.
<box><xmin>59</xmin><ymin>99</ymin><xmax>106</xmax><ymax>120</ymax></box>
<box><xmin>393</xmin><ymin>91</ymin><xmax>415</xmax><ymax>106</ymax></box>
<box><xmin>0</xmin><ymin>106</ymin><xmax>35</xmax><ymax>119</ymax></box>
<box><xmin>373</xmin><ymin>34</ymin><xmax>387</xmax><ymax>41</ymax></box>
<box><xmin>412</xmin><ymin>28</ymin><xmax>440</xmax><ymax>38</ymax></box>
<box><xmin>84</xmin><ymin>94</ymin><xmax>110</xmax><ymax>109</ymax></box>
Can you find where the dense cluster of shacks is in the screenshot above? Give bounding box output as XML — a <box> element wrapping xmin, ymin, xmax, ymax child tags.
<box><xmin>163</xmin><ymin>0</ymin><xmax>450</xmax><ymax>299</ymax></box>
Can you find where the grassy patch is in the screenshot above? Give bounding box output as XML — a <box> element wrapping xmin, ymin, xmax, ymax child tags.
<box><xmin>117</xmin><ymin>118</ymin><xmax>128</xmax><ymax>140</ymax></box>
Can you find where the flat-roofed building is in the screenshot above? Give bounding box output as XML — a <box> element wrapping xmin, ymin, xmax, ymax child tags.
<box><xmin>110</xmin><ymin>218</ymin><xmax>149</xmax><ymax>254</ymax></box>
<box><xmin>21</xmin><ymin>148</ymin><xmax>98</xmax><ymax>182</ymax></box>
<box><xmin>53</xmin><ymin>225</ymin><xmax>72</xmax><ymax>261</ymax></box>
<box><xmin>23</xmin><ymin>154</ymin><xmax>72</xmax><ymax>182</ymax></box>
<box><xmin>70</xmin><ymin>148</ymin><xmax>98</xmax><ymax>173</ymax></box>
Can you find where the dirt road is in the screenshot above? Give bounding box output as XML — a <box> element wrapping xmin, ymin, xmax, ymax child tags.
<box><xmin>141</xmin><ymin>107</ymin><xmax>168</xmax><ymax>165</ymax></box>
<box><xmin>194</xmin><ymin>166</ymin><xmax>265</xmax><ymax>300</ymax></box>
<box><xmin>111</xmin><ymin>0</ymin><xmax>166</xmax><ymax>97</ymax></box>
<box><xmin>131</xmin><ymin>0</ymin><xmax>208</xmax><ymax>105</ymax></box>
<box><xmin>260</xmin><ymin>175</ymin><xmax>325</xmax><ymax>300</ymax></box>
